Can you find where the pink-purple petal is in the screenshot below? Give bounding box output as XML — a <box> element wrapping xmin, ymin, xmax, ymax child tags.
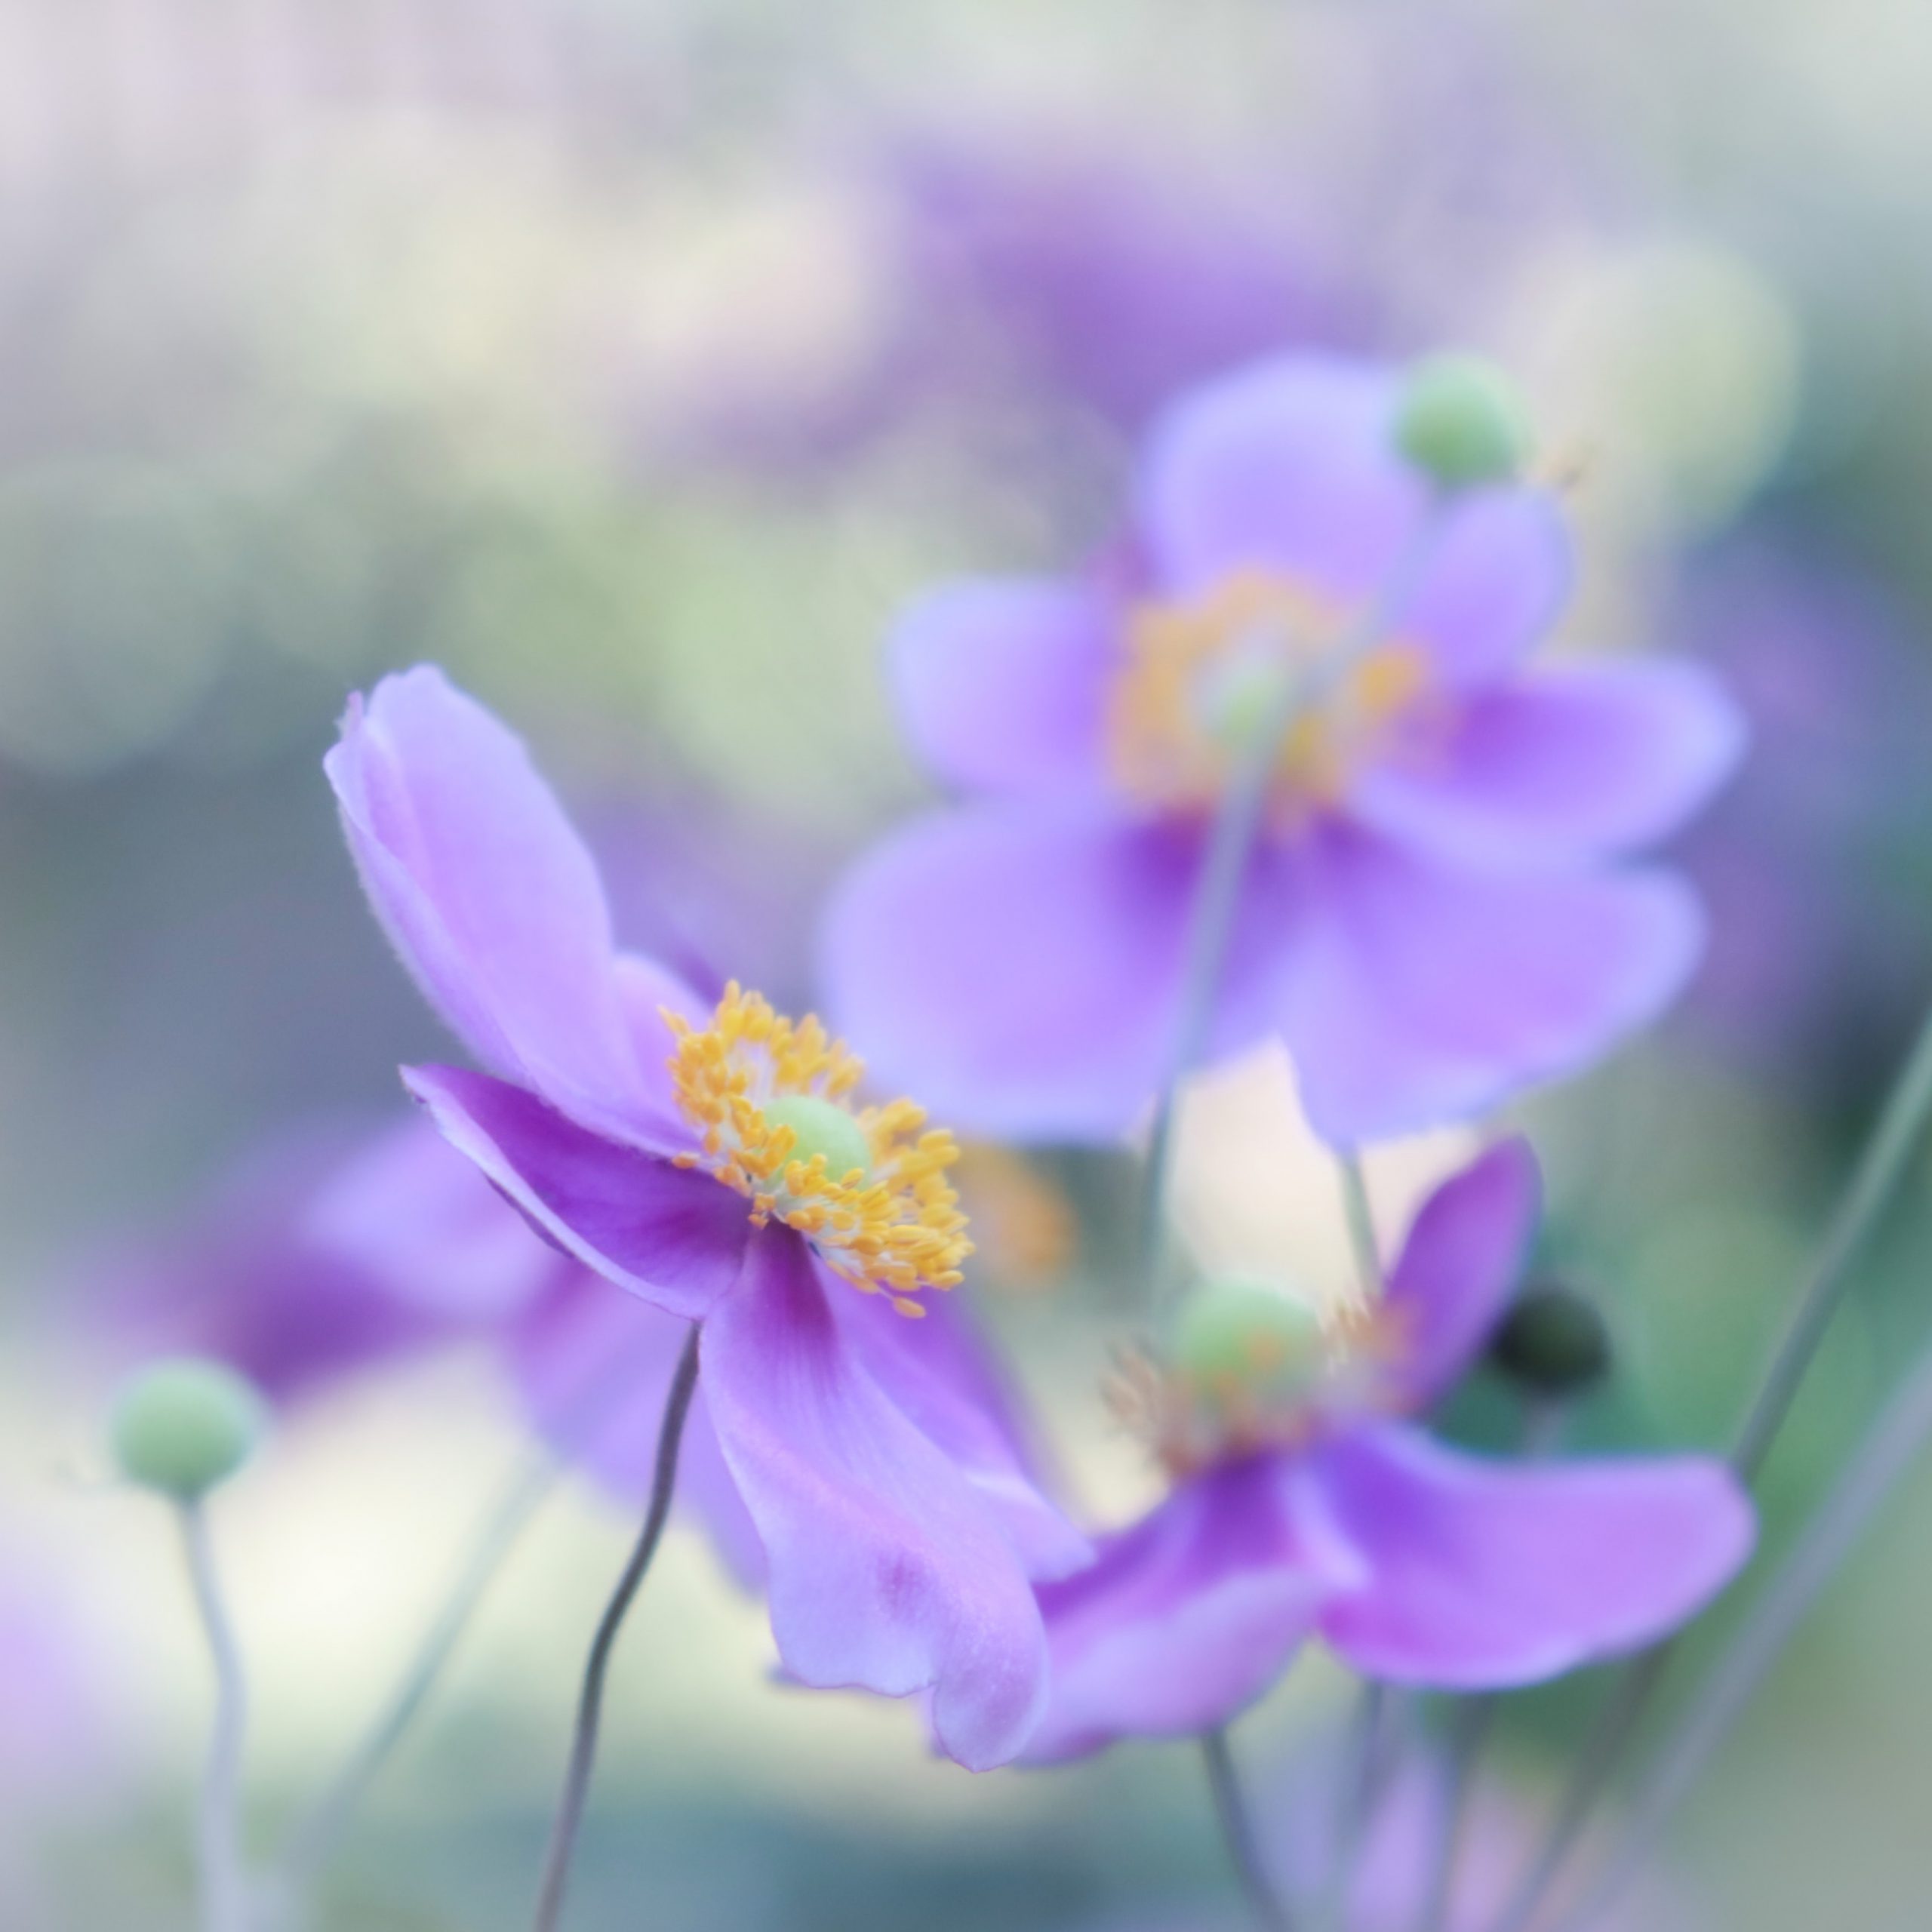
<box><xmin>1356</xmin><ymin>660</ymin><xmax>1747</xmax><ymax>867</ymax></box>
<box><xmin>403</xmin><ymin>1063</ymin><xmax>752</xmax><ymax>1323</ymax></box>
<box><xmin>822</xmin><ymin>804</ymin><xmax>1294</xmax><ymax>1141</ymax></box>
<box><xmin>1278</xmin><ymin>825</ymin><xmax>1705</xmax><ymax>1146</ymax></box>
<box><xmin>1391</xmin><ymin>488</ymin><xmax>1574</xmax><ymax>689</ymax></box>
<box><xmin>702</xmin><ymin>1224</ymin><xmax>1050</xmax><ymax>1770</ymax></box>
<box><xmin>1314</xmin><ymin>1424</ymin><xmax>1755</xmax><ymax>1687</ymax></box>
<box><xmin>326</xmin><ymin>667</ymin><xmax>673</xmax><ymax>1146</ymax></box>
<box><xmin>509</xmin><ymin>1269</ymin><xmax>766</xmax><ymax>1588</ymax></box>
<box><xmin>1383</xmin><ymin>1138</ymin><xmax>1541</xmax><ymax>1412</ymax></box>
<box><xmin>1024</xmin><ymin>1453</ymin><xmax>1366</xmax><ymax>1764</ymax></box>
<box><xmin>889</xmin><ymin>577</ymin><xmax>1118</xmax><ymax>797</ymax></box>
<box><xmin>1139</xmin><ymin>357</ymin><xmax>1421</xmax><ymax>603</ymax></box>
<box><xmin>300</xmin><ymin>1113</ymin><xmax>561</xmax><ymax>1321</ymax></box>
<box><xmin>829</xmin><ymin>1283</ymin><xmax>1091</xmax><ymax>1580</ymax></box>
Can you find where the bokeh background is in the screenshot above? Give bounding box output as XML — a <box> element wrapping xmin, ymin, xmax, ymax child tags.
<box><xmin>8</xmin><ymin>0</ymin><xmax>1932</xmax><ymax>1925</ymax></box>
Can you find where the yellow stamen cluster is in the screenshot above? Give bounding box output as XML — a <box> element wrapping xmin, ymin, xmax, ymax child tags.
<box><xmin>1108</xmin><ymin>567</ymin><xmax>1430</xmax><ymax>819</ymax></box>
<box><xmin>664</xmin><ymin>983</ymin><xmax>972</xmax><ymax>1318</ymax></box>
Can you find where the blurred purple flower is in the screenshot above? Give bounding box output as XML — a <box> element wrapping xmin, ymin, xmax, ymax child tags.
<box><xmin>95</xmin><ymin>1118</ymin><xmax>521</xmax><ymax>1404</ymax></box>
<box><xmin>327</xmin><ymin>666</ymin><xmax>1088</xmax><ymax>1769</ymax></box>
<box><xmin>1672</xmin><ymin>542</ymin><xmax>1932</xmax><ymax>1096</ymax></box>
<box><xmin>1021</xmin><ymin>1141</ymin><xmax>1752</xmax><ymax>1763</ymax></box>
<box><xmin>826</xmin><ymin>355</ymin><xmax>1745</xmax><ymax>1147</ymax></box>
<box><xmin>888</xmin><ymin>142</ymin><xmax>1361</xmax><ymax>438</ymax></box>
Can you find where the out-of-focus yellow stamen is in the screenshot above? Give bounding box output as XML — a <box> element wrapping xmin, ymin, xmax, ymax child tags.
<box><xmin>1107</xmin><ymin>567</ymin><xmax>1430</xmax><ymax>819</ymax></box>
<box><xmin>664</xmin><ymin>983</ymin><xmax>972</xmax><ymax>1315</ymax></box>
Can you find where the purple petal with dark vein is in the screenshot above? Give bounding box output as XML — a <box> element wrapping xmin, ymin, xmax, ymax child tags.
<box><xmin>1023</xmin><ymin>1452</ymin><xmax>1365</xmax><ymax>1764</ymax></box>
<box><xmin>1381</xmin><ymin>1137</ymin><xmax>1540</xmax><ymax>1412</ymax></box>
<box><xmin>1314</xmin><ymin>1423</ymin><xmax>1754</xmax><ymax>1687</ymax></box>
<box><xmin>403</xmin><ymin>1064</ymin><xmax>751</xmax><ymax>1322</ymax></box>
<box><xmin>703</xmin><ymin>1223</ymin><xmax>1050</xmax><ymax>1770</ymax></box>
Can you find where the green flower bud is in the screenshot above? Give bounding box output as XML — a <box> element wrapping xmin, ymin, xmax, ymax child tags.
<box><xmin>1174</xmin><ymin>1278</ymin><xmax>1327</xmax><ymax>1404</ymax></box>
<box><xmin>1488</xmin><ymin>1284</ymin><xmax>1611</xmax><ymax>1397</ymax></box>
<box><xmin>1394</xmin><ymin>354</ymin><xmax>1530</xmax><ymax>491</ymax></box>
<box><xmin>762</xmin><ymin>1095</ymin><xmax>872</xmax><ymax>1183</ymax></box>
<box><xmin>110</xmin><ymin>1358</ymin><xmax>268</xmax><ymax>1499</ymax></box>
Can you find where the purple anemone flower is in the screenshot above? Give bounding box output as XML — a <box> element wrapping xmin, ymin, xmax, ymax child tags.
<box><xmin>1022</xmin><ymin>1140</ymin><xmax>1752</xmax><ymax>1763</ymax></box>
<box><xmin>326</xmin><ymin>666</ymin><xmax>1089</xmax><ymax>1770</ymax></box>
<box><xmin>823</xmin><ymin>355</ymin><xmax>1745</xmax><ymax>1147</ymax></box>
<box><xmin>93</xmin><ymin>1116</ymin><xmax>532</xmax><ymax>1405</ymax></box>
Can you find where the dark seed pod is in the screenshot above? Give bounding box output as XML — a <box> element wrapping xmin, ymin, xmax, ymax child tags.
<box><xmin>1488</xmin><ymin>1283</ymin><xmax>1612</xmax><ymax>1397</ymax></box>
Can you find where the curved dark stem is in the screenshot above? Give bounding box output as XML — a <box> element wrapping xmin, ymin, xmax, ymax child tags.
<box><xmin>531</xmin><ymin>1322</ymin><xmax>702</xmax><ymax>1932</ymax></box>
<box><xmin>1203</xmin><ymin>1727</ymin><xmax>1294</xmax><ymax>1931</ymax></box>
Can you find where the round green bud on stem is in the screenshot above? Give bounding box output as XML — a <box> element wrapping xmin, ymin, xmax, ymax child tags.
<box><xmin>1394</xmin><ymin>353</ymin><xmax>1530</xmax><ymax>491</ymax></box>
<box><xmin>1488</xmin><ymin>1284</ymin><xmax>1611</xmax><ymax>1398</ymax></box>
<box><xmin>1175</xmin><ymin>1277</ymin><xmax>1327</xmax><ymax>1403</ymax></box>
<box><xmin>764</xmin><ymin>1095</ymin><xmax>872</xmax><ymax>1184</ymax></box>
<box><xmin>111</xmin><ymin>1358</ymin><xmax>268</xmax><ymax>1500</ymax></box>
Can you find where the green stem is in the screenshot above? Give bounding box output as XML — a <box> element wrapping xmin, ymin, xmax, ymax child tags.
<box><xmin>1140</xmin><ymin>522</ymin><xmax>1441</xmax><ymax>1304</ymax></box>
<box><xmin>1552</xmin><ymin>1335</ymin><xmax>1932</xmax><ymax>1931</ymax></box>
<box><xmin>1417</xmin><ymin>1695</ymin><xmax>1496</xmax><ymax>1932</ymax></box>
<box><xmin>180</xmin><ymin>1500</ymin><xmax>251</xmax><ymax>1932</ymax></box>
<box><xmin>1484</xmin><ymin>996</ymin><xmax>1932</xmax><ymax>1932</ymax></box>
<box><xmin>1337</xmin><ymin>1153</ymin><xmax>1386</xmax><ymax>1300</ymax></box>
<box><xmin>1316</xmin><ymin>1679</ymin><xmax>1398</xmax><ymax>1932</ymax></box>
<box><xmin>1729</xmin><ymin>1001</ymin><xmax>1932</xmax><ymax>1481</ymax></box>
<box><xmin>532</xmin><ymin>1324</ymin><xmax>702</xmax><ymax>1932</ymax></box>
<box><xmin>1203</xmin><ymin>1726</ymin><xmax>1294</xmax><ymax>1931</ymax></box>
<box><xmin>276</xmin><ymin>1447</ymin><xmax>560</xmax><ymax>1896</ymax></box>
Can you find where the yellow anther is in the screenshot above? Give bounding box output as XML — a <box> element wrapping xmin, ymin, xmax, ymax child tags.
<box><xmin>1108</xmin><ymin>568</ymin><xmax>1431</xmax><ymax>820</ymax></box>
<box><xmin>665</xmin><ymin>983</ymin><xmax>974</xmax><ymax>1314</ymax></box>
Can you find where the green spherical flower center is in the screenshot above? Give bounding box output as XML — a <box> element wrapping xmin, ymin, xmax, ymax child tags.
<box><xmin>1174</xmin><ymin>1278</ymin><xmax>1329</xmax><ymax>1409</ymax></box>
<box><xmin>1192</xmin><ymin>643</ymin><xmax>1300</xmax><ymax>755</ymax></box>
<box><xmin>762</xmin><ymin>1094</ymin><xmax>873</xmax><ymax>1185</ymax></box>
<box><xmin>111</xmin><ymin>1357</ymin><xmax>268</xmax><ymax>1499</ymax></box>
<box><xmin>1394</xmin><ymin>353</ymin><xmax>1530</xmax><ymax>490</ymax></box>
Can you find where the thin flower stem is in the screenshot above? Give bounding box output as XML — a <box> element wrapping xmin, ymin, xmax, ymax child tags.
<box><xmin>179</xmin><ymin>1500</ymin><xmax>251</xmax><ymax>1932</ymax></box>
<box><xmin>275</xmin><ymin>1318</ymin><xmax>688</xmax><ymax>1914</ymax></box>
<box><xmin>1417</xmin><ymin>1696</ymin><xmax>1496</xmax><ymax>1932</ymax></box>
<box><xmin>1485</xmin><ymin>995</ymin><xmax>1932</xmax><ymax>1932</ymax></box>
<box><xmin>1337</xmin><ymin>1153</ymin><xmax>1385</xmax><ymax>1300</ymax></box>
<box><xmin>532</xmin><ymin>1324</ymin><xmax>702</xmax><ymax>1932</ymax></box>
<box><xmin>277</xmin><ymin>1446</ymin><xmax>560</xmax><ymax>1896</ymax></box>
<box><xmin>1202</xmin><ymin>1726</ymin><xmax>1295</xmax><ymax>1931</ymax></box>
<box><xmin>1317</xmin><ymin>1678</ymin><xmax>1398</xmax><ymax>1932</ymax></box>
<box><xmin>1552</xmin><ymin>1335</ymin><xmax>1932</xmax><ymax>1932</ymax></box>
<box><xmin>1140</xmin><ymin>668</ymin><xmax>1308</xmax><ymax>1292</ymax></box>
<box><xmin>1729</xmin><ymin>998</ymin><xmax>1932</xmax><ymax>1482</ymax></box>
<box><xmin>1139</xmin><ymin>525</ymin><xmax>1440</xmax><ymax>1301</ymax></box>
